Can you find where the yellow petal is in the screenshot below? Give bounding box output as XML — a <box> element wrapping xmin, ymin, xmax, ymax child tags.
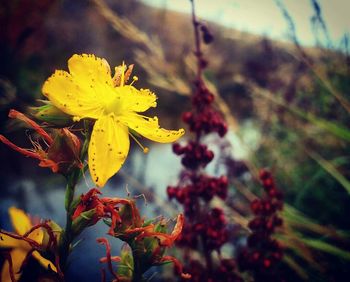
<box><xmin>68</xmin><ymin>54</ymin><xmax>113</xmax><ymax>87</ymax></box>
<box><xmin>121</xmin><ymin>113</ymin><xmax>185</xmax><ymax>143</ymax></box>
<box><xmin>0</xmin><ymin>233</ymin><xmax>20</xmax><ymax>248</ymax></box>
<box><xmin>119</xmin><ymin>86</ymin><xmax>157</xmax><ymax>112</ymax></box>
<box><xmin>1</xmin><ymin>248</ymin><xmax>28</xmax><ymax>282</ymax></box>
<box><xmin>32</xmin><ymin>251</ymin><xmax>57</xmax><ymax>273</ymax></box>
<box><xmin>9</xmin><ymin>207</ymin><xmax>31</xmax><ymax>236</ymax></box>
<box><xmin>88</xmin><ymin>114</ymin><xmax>130</xmax><ymax>187</ymax></box>
<box><xmin>42</xmin><ymin>70</ymin><xmax>104</xmax><ymax>119</ymax></box>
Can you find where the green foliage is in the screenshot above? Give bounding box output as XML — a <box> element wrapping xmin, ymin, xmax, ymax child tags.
<box><xmin>117</xmin><ymin>245</ymin><xmax>134</xmax><ymax>279</ymax></box>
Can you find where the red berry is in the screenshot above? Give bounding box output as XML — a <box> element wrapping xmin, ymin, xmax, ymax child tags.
<box><xmin>263</xmin><ymin>259</ymin><xmax>271</xmax><ymax>268</ymax></box>
<box><xmin>182</xmin><ymin>111</ymin><xmax>193</xmax><ymax>123</ymax></box>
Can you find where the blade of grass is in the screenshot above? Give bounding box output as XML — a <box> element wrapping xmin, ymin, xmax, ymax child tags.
<box><xmin>286</xmin><ymin>50</ymin><xmax>350</xmax><ymax>114</ymax></box>
<box><xmin>304</xmin><ymin>56</ymin><xmax>350</xmax><ymax>114</ymax></box>
<box><xmin>277</xmin><ymin>232</ymin><xmax>322</xmax><ymax>271</ymax></box>
<box><xmin>251</xmin><ymin>86</ymin><xmax>350</xmax><ymax>142</ymax></box>
<box><xmin>283</xmin><ymin>254</ymin><xmax>309</xmax><ymax>280</ymax></box>
<box><xmin>283</xmin><ymin>205</ymin><xmax>350</xmax><ymax>239</ymax></box>
<box><xmin>306</xmin><ymin>150</ymin><xmax>350</xmax><ymax>195</ymax></box>
<box><xmin>300</xmin><ymin>238</ymin><xmax>350</xmax><ymax>260</ymax></box>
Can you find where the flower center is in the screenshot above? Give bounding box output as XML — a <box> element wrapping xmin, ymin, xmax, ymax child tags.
<box><xmin>104</xmin><ymin>86</ymin><xmax>127</xmax><ymax>115</ymax></box>
<box><xmin>105</xmin><ymin>95</ymin><xmax>123</xmax><ymax>115</ymax></box>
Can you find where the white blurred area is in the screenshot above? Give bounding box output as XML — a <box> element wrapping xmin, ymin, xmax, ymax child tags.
<box><xmin>142</xmin><ymin>0</ymin><xmax>350</xmax><ymax>48</ymax></box>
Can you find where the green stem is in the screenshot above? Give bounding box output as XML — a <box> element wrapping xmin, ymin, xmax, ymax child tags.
<box><xmin>59</xmin><ymin>121</ymin><xmax>91</xmax><ymax>270</ymax></box>
<box><xmin>60</xmin><ymin>170</ymin><xmax>80</xmax><ymax>269</ymax></box>
<box><xmin>131</xmin><ymin>241</ymin><xmax>144</xmax><ymax>282</ymax></box>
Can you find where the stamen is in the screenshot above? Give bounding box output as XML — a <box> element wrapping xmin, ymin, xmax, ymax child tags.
<box><xmin>128</xmin><ymin>132</ymin><xmax>149</xmax><ymax>154</ymax></box>
<box><xmin>120</xmin><ymin>61</ymin><xmax>126</xmax><ymax>87</ymax></box>
<box><xmin>130</xmin><ymin>76</ymin><xmax>138</xmax><ymax>86</ymax></box>
<box><xmin>133</xmin><ymin>193</ymin><xmax>148</xmax><ymax>206</ymax></box>
<box><xmin>26</xmin><ymin>132</ymin><xmax>42</xmax><ymax>151</ymax></box>
<box><xmin>125</xmin><ymin>184</ymin><xmax>131</xmax><ymax>197</ymax></box>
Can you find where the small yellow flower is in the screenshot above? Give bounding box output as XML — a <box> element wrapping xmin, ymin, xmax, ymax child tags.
<box><xmin>42</xmin><ymin>54</ymin><xmax>184</xmax><ymax>187</ymax></box>
<box><xmin>0</xmin><ymin>207</ymin><xmax>57</xmax><ymax>282</ymax></box>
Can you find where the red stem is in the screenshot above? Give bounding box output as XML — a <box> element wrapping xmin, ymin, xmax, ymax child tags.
<box><xmin>190</xmin><ymin>0</ymin><xmax>203</xmax><ymax>81</ymax></box>
<box><xmin>189</xmin><ymin>0</ymin><xmax>213</xmax><ymax>275</ymax></box>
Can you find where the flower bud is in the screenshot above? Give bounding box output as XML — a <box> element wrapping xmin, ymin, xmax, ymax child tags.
<box><xmin>71</xmin><ymin>209</ymin><xmax>97</xmax><ymax>236</ymax></box>
<box><xmin>0</xmin><ymin>109</ymin><xmax>82</xmax><ymax>175</ymax></box>
<box><xmin>30</xmin><ymin>103</ymin><xmax>73</xmax><ymax>127</ymax></box>
<box><xmin>47</xmin><ymin>128</ymin><xmax>82</xmax><ymax>174</ymax></box>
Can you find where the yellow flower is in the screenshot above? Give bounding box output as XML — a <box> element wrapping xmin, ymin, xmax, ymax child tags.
<box><xmin>0</xmin><ymin>207</ymin><xmax>57</xmax><ymax>282</ymax></box>
<box><xmin>42</xmin><ymin>54</ymin><xmax>184</xmax><ymax>187</ymax></box>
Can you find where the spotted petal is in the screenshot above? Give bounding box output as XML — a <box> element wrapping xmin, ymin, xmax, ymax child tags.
<box><xmin>118</xmin><ymin>86</ymin><xmax>157</xmax><ymax>112</ymax></box>
<box><xmin>121</xmin><ymin>113</ymin><xmax>185</xmax><ymax>143</ymax></box>
<box><xmin>68</xmin><ymin>54</ymin><xmax>113</xmax><ymax>87</ymax></box>
<box><xmin>88</xmin><ymin>114</ymin><xmax>130</xmax><ymax>187</ymax></box>
<box><xmin>42</xmin><ymin>70</ymin><xmax>104</xmax><ymax>119</ymax></box>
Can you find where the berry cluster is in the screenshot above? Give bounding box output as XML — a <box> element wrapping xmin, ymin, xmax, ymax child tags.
<box><xmin>238</xmin><ymin>169</ymin><xmax>284</xmax><ymax>282</ymax></box>
<box><xmin>181</xmin><ymin>83</ymin><xmax>227</xmax><ymax>137</ymax></box>
<box><xmin>181</xmin><ymin>259</ymin><xmax>243</xmax><ymax>282</ymax></box>
<box><xmin>173</xmin><ymin>141</ymin><xmax>214</xmax><ymax>170</ymax></box>
<box><xmin>215</xmin><ymin>259</ymin><xmax>244</xmax><ymax>282</ymax></box>
<box><xmin>167</xmin><ymin>1</ymin><xmax>242</xmax><ymax>280</ymax></box>
<box><xmin>176</xmin><ymin>207</ymin><xmax>228</xmax><ymax>251</ymax></box>
<box><xmin>182</xmin><ymin>108</ymin><xmax>228</xmax><ymax>137</ymax></box>
<box><xmin>168</xmin><ymin>175</ymin><xmax>228</xmax><ymax>208</ymax></box>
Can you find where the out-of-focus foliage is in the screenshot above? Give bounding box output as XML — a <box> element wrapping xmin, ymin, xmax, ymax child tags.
<box><xmin>1</xmin><ymin>0</ymin><xmax>350</xmax><ymax>281</ymax></box>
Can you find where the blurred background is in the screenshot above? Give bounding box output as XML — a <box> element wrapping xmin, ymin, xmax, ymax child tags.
<box><xmin>0</xmin><ymin>0</ymin><xmax>349</xmax><ymax>281</ymax></box>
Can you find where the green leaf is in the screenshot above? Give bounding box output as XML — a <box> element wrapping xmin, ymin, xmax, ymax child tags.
<box><xmin>142</xmin><ymin>219</ymin><xmax>154</xmax><ymax>227</ymax></box>
<box><xmin>117</xmin><ymin>244</ymin><xmax>134</xmax><ymax>278</ymax></box>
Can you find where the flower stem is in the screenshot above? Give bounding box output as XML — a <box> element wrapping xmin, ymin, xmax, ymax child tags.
<box><xmin>59</xmin><ymin>121</ymin><xmax>91</xmax><ymax>270</ymax></box>
<box><xmin>131</xmin><ymin>241</ymin><xmax>144</xmax><ymax>282</ymax></box>
<box><xmin>190</xmin><ymin>0</ymin><xmax>203</xmax><ymax>81</ymax></box>
<box><xmin>60</xmin><ymin>170</ymin><xmax>80</xmax><ymax>269</ymax></box>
